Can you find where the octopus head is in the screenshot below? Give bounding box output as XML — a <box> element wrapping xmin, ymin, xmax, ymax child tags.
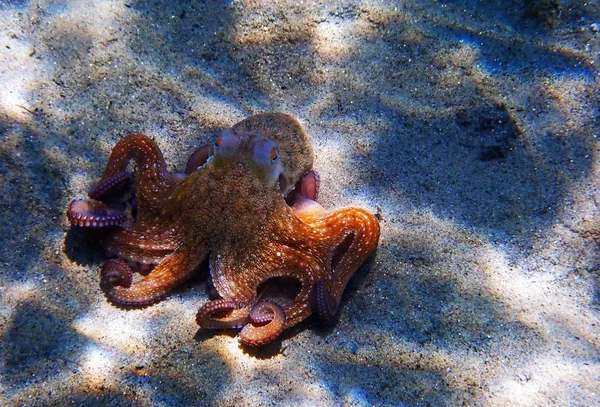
<box><xmin>209</xmin><ymin>129</ymin><xmax>241</xmax><ymax>158</ymax></box>
<box><xmin>208</xmin><ymin>129</ymin><xmax>283</xmax><ymax>190</ymax></box>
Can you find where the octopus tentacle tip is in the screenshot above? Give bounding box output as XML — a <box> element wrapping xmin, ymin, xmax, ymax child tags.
<box><xmin>67</xmin><ymin>199</ymin><xmax>127</xmax><ymax>228</ymax></box>
<box><xmin>101</xmin><ymin>258</ymin><xmax>133</xmax><ymax>288</ymax></box>
<box><xmin>196</xmin><ymin>299</ymin><xmax>249</xmax><ymax>329</ymax></box>
<box><xmin>239</xmin><ymin>300</ymin><xmax>287</xmax><ymax>347</ymax></box>
<box><xmin>300</xmin><ymin>169</ymin><xmax>320</xmax><ymax>201</ymax></box>
<box><xmin>310</xmin><ymin>280</ymin><xmax>338</xmax><ymax>325</ymax></box>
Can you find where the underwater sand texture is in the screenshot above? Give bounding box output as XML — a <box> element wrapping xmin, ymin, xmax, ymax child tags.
<box><xmin>1</xmin><ymin>0</ymin><xmax>599</xmax><ymax>405</ymax></box>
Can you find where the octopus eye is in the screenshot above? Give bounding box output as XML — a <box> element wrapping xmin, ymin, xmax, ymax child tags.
<box><xmin>214</xmin><ymin>137</ymin><xmax>223</xmax><ymax>150</ymax></box>
<box><xmin>270</xmin><ymin>147</ymin><xmax>278</xmax><ymax>165</ymax></box>
<box><xmin>212</xmin><ymin>130</ymin><xmax>240</xmax><ymax>157</ymax></box>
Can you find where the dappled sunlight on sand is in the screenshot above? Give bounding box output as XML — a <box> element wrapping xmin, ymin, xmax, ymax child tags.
<box><xmin>78</xmin><ymin>343</ymin><xmax>118</xmax><ymax>386</ymax></box>
<box><xmin>0</xmin><ymin>32</ymin><xmax>41</xmax><ymax>123</ymax></box>
<box><xmin>1</xmin><ymin>0</ymin><xmax>599</xmax><ymax>405</ymax></box>
<box><xmin>312</xmin><ymin>19</ymin><xmax>359</xmax><ymax>59</ymax></box>
<box><xmin>72</xmin><ymin>306</ymin><xmax>154</xmax><ymax>354</ymax></box>
<box><xmin>0</xmin><ymin>281</ymin><xmax>39</xmax><ymax>324</ymax></box>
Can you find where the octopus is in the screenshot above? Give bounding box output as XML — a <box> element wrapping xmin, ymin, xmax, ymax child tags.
<box><xmin>67</xmin><ymin>113</ymin><xmax>380</xmax><ymax>346</ymax></box>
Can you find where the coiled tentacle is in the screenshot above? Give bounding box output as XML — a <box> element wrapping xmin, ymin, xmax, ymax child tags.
<box><xmin>196</xmin><ymin>299</ymin><xmax>250</xmax><ymax>329</ymax></box>
<box><xmin>101</xmin><ymin>258</ymin><xmax>133</xmax><ymax>288</ymax></box>
<box><xmin>67</xmin><ymin>199</ymin><xmax>126</xmax><ymax>228</ymax></box>
<box><xmin>239</xmin><ymin>300</ymin><xmax>287</xmax><ymax>346</ymax></box>
<box><xmin>101</xmin><ymin>246</ymin><xmax>205</xmax><ymax>307</ymax></box>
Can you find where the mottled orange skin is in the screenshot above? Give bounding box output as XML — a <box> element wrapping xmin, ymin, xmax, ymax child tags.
<box><xmin>186</xmin><ymin>113</ymin><xmax>314</xmax><ymax>198</ymax></box>
<box><xmin>67</xmin><ymin>113</ymin><xmax>380</xmax><ymax>346</ymax></box>
<box><xmin>184</xmin><ymin>150</ymin><xmax>379</xmax><ymax>328</ymax></box>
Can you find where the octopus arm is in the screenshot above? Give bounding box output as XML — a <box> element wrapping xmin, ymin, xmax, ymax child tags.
<box><xmin>96</xmin><ymin>134</ymin><xmax>166</xmax><ymax>186</ymax></box>
<box><xmin>285</xmin><ymin>170</ymin><xmax>320</xmax><ymax>206</ymax></box>
<box><xmin>310</xmin><ymin>279</ymin><xmax>338</xmax><ymax>325</ymax></box>
<box><xmin>291</xmin><ymin>195</ymin><xmax>327</xmax><ymax>222</ymax></box>
<box><xmin>94</xmin><ymin>134</ymin><xmax>184</xmax><ymax>225</ymax></box>
<box><xmin>299</xmin><ymin>170</ymin><xmax>320</xmax><ymax>201</ymax></box>
<box><xmin>105</xmin><ymin>228</ymin><xmax>180</xmax><ymax>265</ymax></box>
<box><xmin>185</xmin><ymin>144</ymin><xmax>211</xmax><ymax>174</ymax></box>
<box><xmin>296</xmin><ymin>203</ymin><xmax>380</xmax><ymax>319</ymax></box>
<box><xmin>209</xmin><ymin>240</ymin><xmax>321</xmax><ymax>328</ymax></box>
<box><xmin>67</xmin><ymin>199</ymin><xmax>127</xmax><ymax>228</ymax></box>
<box><xmin>321</xmin><ymin>207</ymin><xmax>380</xmax><ymax>306</ymax></box>
<box><xmin>88</xmin><ymin>170</ymin><xmax>130</xmax><ymax>200</ymax></box>
<box><xmin>101</xmin><ymin>245</ymin><xmax>206</xmax><ymax>307</ymax></box>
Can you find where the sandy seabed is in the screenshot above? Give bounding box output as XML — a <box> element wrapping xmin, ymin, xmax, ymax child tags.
<box><xmin>0</xmin><ymin>0</ymin><xmax>599</xmax><ymax>406</ymax></box>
